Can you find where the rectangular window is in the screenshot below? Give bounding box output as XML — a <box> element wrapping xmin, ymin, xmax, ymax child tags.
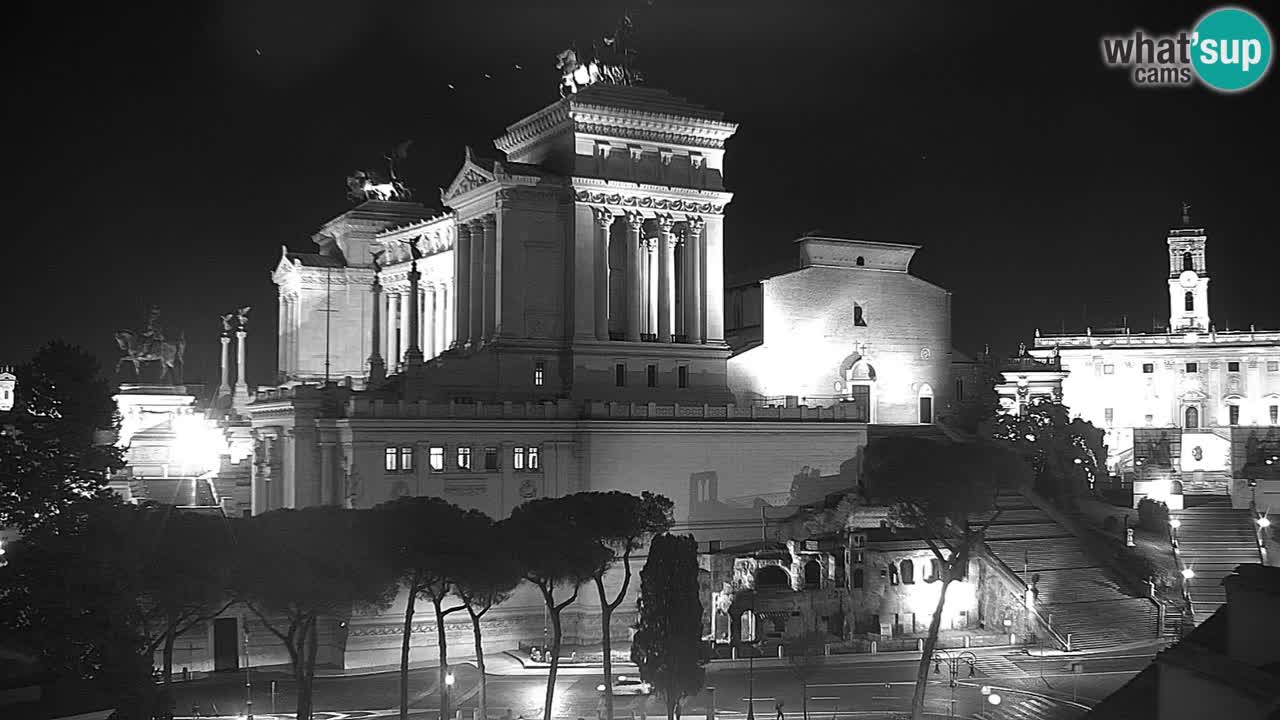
<box><xmin>429</xmin><ymin>446</ymin><xmax>445</xmax><ymax>473</ymax></box>
<box><xmin>385</xmin><ymin>447</ymin><xmax>399</xmax><ymax>472</ymax></box>
<box><xmin>847</xmin><ymin>385</ymin><xmax>871</xmax><ymax>422</ymax></box>
<box><xmin>456</xmin><ymin>446</ymin><xmax>472</xmax><ymax>471</ymax></box>
<box><xmin>1105</xmin><ymin>408</ymin><xmax>1114</xmax><ymax>425</ymax></box>
<box><xmin>1269</xmin><ymin>361</ymin><xmax>1280</xmax><ymax>372</ymax></box>
<box><xmin>1229</xmin><ymin>405</ymin><xmax>1240</xmax><ymax>426</ymax></box>
<box><xmin>484</xmin><ymin>446</ymin><xmax>499</xmax><ymax>471</ymax></box>
<box><xmin>528</xmin><ymin>445</ymin><xmax>540</xmax><ymax>470</ymax></box>
<box><xmin>615</xmin><ymin>363</ymin><xmax>626</xmax><ymax>387</ymax></box>
<box><xmin>954</xmin><ymin>378</ymin><xmax>964</xmax><ymax>402</ymax></box>
<box><xmin>1185</xmin><ymin>362</ymin><xmax>1198</xmax><ymax>373</ymax></box>
<box><xmin>678</xmin><ymin>366</ymin><xmax>689</xmax><ymax>389</ymax></box>
<box><xmin>1103</xmin><ymin>364</ymin><xmax>1114</xmax><ymax>375</ymax></box>
<box><xmin>647</xmin><ymin>364</ymin><xmax>657</xmax><ymax>387</ymax></box>
<box><xmin>1227</xmin><ymin>361</ymin><xmax>1241</xmax><ymax>372</ymax></box>
<box><xmin>514</xmin><ymin>446</ymin><xmax>526</xmax><ymax>470</ymax></box>
<box><xmin>1271</xmin><ymin>405</ymin><xmax>1278</xmax><ymax>424</ymax></box>
<box><xmin>1142</xmin><ymin>363</ymin><xmax>1154</xmax><ymax>374</ymax></box>
<box><xmin>1144</xmin><ymin>414</ymin><xmax>1154</xmax><ymax>425</ymax></box>
<box><xmin>398</xmin><ymin>447</ymin><xmax>413</xmax><ymax>472</ymax></box>
<box><xmin>534</xmin><ymin>361</ymin><xmax>545</xmax><ymax>386</ymax></box>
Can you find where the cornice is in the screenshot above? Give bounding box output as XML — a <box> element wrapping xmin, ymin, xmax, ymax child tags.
<box><xmin>571</xmin><ymin>179</ymin><xmax>732</xmax><ymax>217</ymax></box>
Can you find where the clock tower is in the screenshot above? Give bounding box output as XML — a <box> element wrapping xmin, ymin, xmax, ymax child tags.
<box><xmin>1166</xmin><ymin>204</ymin><xmax>1211</xmax><ymax>332</ymax></box>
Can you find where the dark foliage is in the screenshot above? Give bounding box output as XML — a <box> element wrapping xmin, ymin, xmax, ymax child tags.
<box><xmin>631</xmin><ymin>533</ymin><xmax>706</xmax><ymax>720</ymax></box>
<box><xmin>1137</xmin><ymin>498</ymin><xmax>1170</xmax><ymax>533</ymax></box>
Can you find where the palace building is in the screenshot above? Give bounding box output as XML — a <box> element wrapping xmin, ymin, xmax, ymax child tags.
<box><xmin>999</xmin><ymin>209</ymin><xmax>1280</xmax><ymax>509</ymax></box>
<box><xmin>153</xmin><ymin>78</ymin><xmax>971</xmax><ymax>672</ymax></box>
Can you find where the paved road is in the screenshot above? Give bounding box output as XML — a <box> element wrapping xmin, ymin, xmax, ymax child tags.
<box><xmin>168</xmin><ymin>646</ymin><xmax>1158</xmax><ymax>720</ymax></box>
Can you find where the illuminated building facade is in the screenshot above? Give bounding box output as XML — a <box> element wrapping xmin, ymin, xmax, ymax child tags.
<box><xmin>1003</xmin><ymin>211</ymin><xmax>1280</xmax><ymax>508</ymax></box>
<box><xmin>235</xmin><ymin>82</ymin><xmax>969</xmax><ymax>669</ymax></box>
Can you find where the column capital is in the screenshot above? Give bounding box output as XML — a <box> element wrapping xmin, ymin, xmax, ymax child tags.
<box><xmin>686</xmin><ymin>215</ymin><xmax>706</xmax><ymax>234</ymax></box>
<box><xmin>235</xmin><ymin>329</ymin><xmax>247</xmax><ymax>339</ymax></box>
<box><xmin>593</xmin><ymin>207</ymin><xmax>616</xmax><ymax>229</ymax></box>
<box><xmin>657</xmin><ymin>214</ymin><xmax>677</xmax><ymax>234</ymax></box>
<box><xmin>480</xmin><ymin>213</ymin><xmax>497</xmax><ymax>229</ymax></box>
<box><xmin>456</xmin><ymin>222</ymin><xmax>472</xmax><ymax>239</ymax></box>
<box><xmin>625</xmin><ymin>211</ymin><xmax>645</xmax><ymax>231</ymax></box>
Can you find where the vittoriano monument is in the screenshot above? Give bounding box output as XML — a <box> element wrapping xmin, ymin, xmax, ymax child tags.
<box><xmin>115</xmin><ymin>305</ymin><xmax>186</xmax><ymax>385</ymax></box>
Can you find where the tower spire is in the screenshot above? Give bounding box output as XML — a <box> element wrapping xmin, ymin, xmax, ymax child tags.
<box><xmin>1181</xmin><ymin>201</ymin><xmax>1192</xmax><ymax>226</ymax></box>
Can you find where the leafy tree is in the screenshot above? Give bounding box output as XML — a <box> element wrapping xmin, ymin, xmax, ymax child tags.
<box><xmin>860</xmin><ymin>436</ymin><xmax>1030</xmax><ymax>720</ymax></box>
<box><xmin>631</xmin><ymin>533</ymin><xmax>706</xmax><ymax>720</ymax></box>
<box><xmin>992</xmin><ymin>399</ymin><xmax>1107</xmax><ymax>501</ymax></box>
<box><xmin>135</xmin><ymin>505</ymin><xmax>237</xmax><ymax>688</ymax></box>
<box><xmin>563</xmin><ymin>491</ymin><xmax>674</xmax><ymax>720</ymax></box>
<box><xmin>454</xmin><ymin>514</ymin><xmax>524</xmax><ymax>720</ymax></box>
<box><xmin>374</xmin><ymin>497</ymin><xmax>475</xmax><ymax>720</ymax></box>
<box><xmin>0</xmin><ymin>341</ymin><xmax>123</xmax><ymax>533</ymax></box>
<box><xmin>503</xmin><ymin>497</ymin><xmax>610</xmax><ymax>720</ymax></box>
<box><xmin>940</xmin><ymin>359</ymin><xmax>1000</xmax><ymax>436</ymax></box>
<box><xmin>236</xmin><ymin>507</ymin><xmax>398</xmax><ymax>720</ymax></box>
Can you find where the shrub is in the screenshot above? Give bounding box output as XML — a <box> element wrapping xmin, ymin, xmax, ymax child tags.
<box><xmin>1137</xmin><ymin>498</ymin><xmax>1170</xmax><ymax>533</ymax></box>
<box><xmin>1103</xmin><ymin>515</ymin><xmax>1120</xmax><ymax>534</ymax></box>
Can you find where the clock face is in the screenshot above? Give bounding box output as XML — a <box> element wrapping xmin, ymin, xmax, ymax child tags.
<box><xmin>1179</xmin><ymin>270</ymin><xmax>1199</xmax><ymax>288</ymax></box>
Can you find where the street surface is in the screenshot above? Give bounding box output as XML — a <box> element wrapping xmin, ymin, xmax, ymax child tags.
<box><xmin>167</xmin><ymin>646</ymin><xmax>1159</xmax><ymax>720</ymax></box>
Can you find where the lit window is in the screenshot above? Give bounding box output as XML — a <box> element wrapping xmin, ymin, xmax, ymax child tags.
<box><xmin>1227</xmin><ymin>361</ymin><xmax>1240</xmax><ymax>373</ymax></box>
<box><xmin>527</xmin><ymin>445</ymin><xmax>540</xmax><ymax>470</ymax></box>
<box><xmin>615</xmin><ymin>363</ymin><xmax>626</xmax><ymax>387</ymax></box>
<box><xmin>534</xmin><ymin>361</ymin><xmax>545</xmax><ymax>386</ymax></box>
<box><xmin>1229</xmin><ymin>405</ymin><xmax>1240</xmax><ymax>426</ymax></box>
<box><xmin>1185</xmin><ymin>363</ymin><xmax>1198</xmax><ymax>373</ymax></box>
<box><xmin>429</xmin><ymin>446</ymin><xmax>445</xmax><ymax>473</ymax></box>
<box><xmin>1103</xmin><ymin>364</ymin><xmax>1114</xmax><ymax>375</ymax></box>
<box><xmin>647</xmin><ymin>364</ymin><xmax>657</xmax><ymax>387</ymax></box>
<box><xmin>399</xmin><ymin>447</ymin><xmax>413</xmax><ymax>472</ymax></box>
<box><xmin>514</xmin><ymin>446</ymin><xmax>526</xmax><ymax>470</ymax></box>
<box><xmin>456</xmin><ymin>446</ymin><xmax>472</xmax><ymax>471</ymax></box>
<box><xmin>1105</xmin><ymin>408</ymin><xmax>1114</xmax><ymax>425</ymax></box>
<box><xmin>678</xmin><ymin>366</ymin><xmax>689</xmax><ymax>388</ymax></box>
<box><xmin>1142</xmin><ymin>363</ymin><xmax>1154</xmax><ymax>374</ymax></box>
<box><xmin>385</xmin><ymin>447</ymin><xmax>399</xmax><ymax>472</ymax></box>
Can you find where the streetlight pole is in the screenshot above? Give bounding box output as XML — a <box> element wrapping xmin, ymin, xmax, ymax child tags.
<box><xmin>444</xmin><ymin>666</ymin><xmax>456</xmax><ymax>720</ymax></box>
<box><xmin>930</xmin><ymin>649</ymin><xmax>976</xmax><ymax>720</ymax></box>
<box><xmin>243</xmin><ymin>625</ymin><xmax>253</xmax><ymax>720</ymax></box>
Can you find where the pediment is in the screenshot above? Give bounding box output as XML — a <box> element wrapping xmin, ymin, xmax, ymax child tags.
<box><xmin>440</xmin><ymin>146</ymin><xmax>496</xmax><ymax>204</ymax></box>
<box><xmin>271</xmin><ymin>246</ymin><xmax>298</xmax><ymax>282</ymax></box>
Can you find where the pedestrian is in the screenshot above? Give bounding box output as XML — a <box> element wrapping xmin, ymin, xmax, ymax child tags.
<box><xmin>191</xmin><ymin>701</ymin><xmax>201</xmax><ymax>719</ymax></box>
<box><xmin>775</xmin><ymin>700</ymin><xmax>785</xmax><ymax>720</ymax></box>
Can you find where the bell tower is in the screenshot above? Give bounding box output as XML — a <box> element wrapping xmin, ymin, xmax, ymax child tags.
<box><xmin>1167</xmin><ymin>203</ymin><xmax>1210</xmax><ymax>332</ymax></box>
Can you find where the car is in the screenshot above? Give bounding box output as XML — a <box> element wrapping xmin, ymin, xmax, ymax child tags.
<box><xmin>597</xmin><ymin>675</ymin><xmax>652</xmax><ymax>696</ymax></box>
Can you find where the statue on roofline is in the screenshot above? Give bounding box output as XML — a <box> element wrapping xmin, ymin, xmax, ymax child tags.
<box><xmin>115</xmin><ymin>306</ymin><xmax>186</xmax><ymax>384</ymax></box>
<box><xmin>346</xmin><ymin>140</ymin><xmax>415</xmax><ymax>203</ymax></box>
<box><xmin>557</xmin><ymin>11</ymin><xmax>644</xmax><ymax>97</ymax></box>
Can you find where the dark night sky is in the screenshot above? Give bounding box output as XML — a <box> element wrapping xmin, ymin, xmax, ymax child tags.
<box><xmin>6</xmin><ymin>1</ymin><xmax>1278</xmax><ymax>389</ymax></box>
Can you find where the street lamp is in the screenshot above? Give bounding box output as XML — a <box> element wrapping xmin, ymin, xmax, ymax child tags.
<box><xmin>1259</xmin><ymin>516</ymin><xmax>1272</xmax><ymax>529</ymax></box>
<box><xmin>444</xmin><ymin>667</ymin><xmax>456</xmax><ymax>719</ymax></box>
<box><xmin>1181</xmin><ymin>567</ymin><xmax>1195</xmax><ymax>580</ymax></box>
<box><xmin>930</xmin><ymin>649</ymin><xmax>977</xmax><ymax>719</ymax></box>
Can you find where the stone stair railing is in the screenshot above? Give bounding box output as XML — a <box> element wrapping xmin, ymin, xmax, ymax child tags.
<box><xmin>977</xmin><ymin>542</ymin><xmax>1070</xmax><ymax>651</ymax></box>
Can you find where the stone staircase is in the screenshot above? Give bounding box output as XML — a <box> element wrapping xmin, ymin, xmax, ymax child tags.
<box><xmin>975</xmin><ymin>492</ymin><xmax>1160</xmax><ymax>651</ymax></box>
<box><xmin>1174</xmin><ymin>497</ymin><xmax>1261</xmax><ymax>619</ymax></box>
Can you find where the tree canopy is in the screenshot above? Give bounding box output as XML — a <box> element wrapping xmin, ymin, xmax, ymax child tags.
<box><xmin>992</xmin><ymin>398</ymin><xmax>1107</xmax><ymax>500</ymax></box>
<box><xmin>631</xmin><ymin>533</ymin><xmax>706</xmax><ymax>720</ymax></box>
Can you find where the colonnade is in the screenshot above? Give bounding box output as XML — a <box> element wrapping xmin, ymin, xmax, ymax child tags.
<box><xmin>377</xmin><ymin>280</ymin><xmax>454</xmax><ymax>369</ymax></box>
<box><xmin>453</xmin><ymin>214</ymin><xmax>498</xmax><ymax>348</ymax></box>
<box><xmin>594</xmin><ymin>209</ymin><xmax>707</xmax><ymax>343</ymax></box>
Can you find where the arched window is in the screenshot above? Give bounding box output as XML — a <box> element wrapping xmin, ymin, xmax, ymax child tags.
<box><xmin>1183</xmin><ymin>251</ymin><xmax>1193</xmax><ymax>271</ymax></box>
<box><xmin>852</xmin><ymin>568</ymin><xmax>865</xmax><ymax>589</ymax></box>
<box><xmin>1185</xmin><ymin>291</ymin><xmax>1194</xmax><ymax>312</ymax></box>
<box><xmin>756</xmin><ymin>565</ymin><xmax>789</xmax><ymax>590</ymax></box>
<box><xmin>853</xmin><ymin>304</ymin><xmax>867</xmax><ymax>327</ymax></box>
<box><xmin>856</xmin><ymin>256</ymin><xmax>865</xmax><ymax>266</ymax></box>
<box><xmin>918</xmin><ymin>384</ymin><xmax>935</xmax><ymax>424</ymax></box>
<box><xmin>1185</xmin><ymin>406</ymin><xmax>1199</xmax><ymax>429</ymax></box>
<box><xmin>925</xmin><ymin>558</ymin><xmax>941</xmax><ymax>583</ymax></box>
<box><xmin>803</xmin><ymin>559</ymin><xmax>821</xmax><ymax>588</ymax></box>
<box><xmin>888</xmin><ymin>564</ymin><xmax>899</xmax><ymax>585</ymax></box>
<box><xmin>900</xmin><ymin>559</ymin><xmax>915</xmax><ymax>584</ymax></box>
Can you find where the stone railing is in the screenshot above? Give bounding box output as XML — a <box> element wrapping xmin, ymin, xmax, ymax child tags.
<box><xmin>580</xmin><ymin>400</ymin><xmax>868</xmax><ymax>421</ymax></box>
<box><xmin>1036</xmin><ymin>329</ymin><xmax>1280</xmax><ymax>348</ymax></box>
<box><xmin>346</xmin><ymin>398</ymin><xmax>580</xmax><ymax>419</ymax></box>
<box><xmin>337</xmin><ymin>398</ymin><xmax>871</xmax><ymax>422</ymax></box>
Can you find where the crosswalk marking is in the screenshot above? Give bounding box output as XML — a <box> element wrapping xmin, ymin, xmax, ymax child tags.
<box><xmin>974</xmin><ymin>654</ymin><xmax>1031</xmax><ymax>679</ymax></box>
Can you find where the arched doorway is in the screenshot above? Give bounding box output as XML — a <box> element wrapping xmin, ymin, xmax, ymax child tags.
<box><xmin>843</xmin><ymin>359</ymin><xmax>877</xmax><ymax>423</ymax></box>
<box><xmin>803</xmin><ymin>559</ymin><xmax>821</xmax><ymax>588</ymax></box>
<box><xmin>1185</xmin><ymin>405</ymin><xmax>1199</xmax><ymax>429</ymax></box>
<box><xmin>917</xmin><ymin>383</ymin><xmax>934</xmax><ymax>424</ymax></box>
<box><xmin>756</xmin><ymin>565</ymin><xmax>789</xmax><ymax>590</ymax></box>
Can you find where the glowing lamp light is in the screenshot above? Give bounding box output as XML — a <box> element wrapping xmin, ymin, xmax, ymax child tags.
<box><xmin>1169</xmin><ymin>519</ymin><xmax>1181</xmax><ymax>529</ymax></box>
<box><xmin>445</xmin><ymin>672</ymin><xmax>456</xmax><ymax>687</ymax></box>
<box><xmin>597</xmin><ymin>684</ymin><xmax>607</xmax><ymax>692</ymax></box>
<box><xmin>1181</xmin><ymin>567</ymin><xmax>1195</xmax><ymax>580</ymax></box>
<box><xmin>1258</xmin><ymin>517</ymin><xmax>1272</xmax><ymax>529</ymax></box>
<box><xmin>1025</xmin><ymin>434</ymin><xmax>1037</xmax><ymax>442</ymax></box>
<box><xmin>980</xmin><ymin>686</ymin><xmax>991</xmax><ymax>696</ymax></box>
<box><xmin>988</xmin><ymin>693</ymin><xmax>1002</xmax><ymax>706</ymax></box>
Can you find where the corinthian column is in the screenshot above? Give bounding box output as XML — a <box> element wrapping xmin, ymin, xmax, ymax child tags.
<box><xmin>625</xmin><ymin>212</ymin><xmax>643</xmax><ymax>342</ymax></box>
<box><xmin>657</xmin><ymin>215</ymin><xmax>676</xmax><ymax>343</ymax></box>
<box><xmin>646</xmin><ymin>239</ymin><xmax>658</xmax><ymax>337</ymax></box>
<box><xmin>454</xmin><ymin>223</ymin><xmax>472</xmax><ymax>348</ymax></box>
<box><xmin>594</xmin><ymin>208</ymin><xmax>613</xmax><ymax>341</ymax></box>
<box><xmin>686</xmin><ymin>217</ymin><xmax>705</xmax><ymax>344</ymax></box>
<box><xmin>218</xmin><ymin>333</ymin><xmax>232</xmax><ymax>398</ymax></box>
<box><xmin>404</xmin><ymin>261</ymin><xmax>423</xmax><ymax>367</ymax></box>
<box><xmin>368</xmin><ymin>275</ymin><xmax>385</xmax><ymax>384</ymax></box>
<box><xmin>481</xmin><ymin>214</ymin><xmax>498</xmax><ymax>341</ymax></box>
<box><xmin>234</xmin><ymin>329</ymin><xmax>249</xmax><ymax>404</ymax></box>
<box><xmin>469</xmin><ymin>218</ymin><xmax>485</xmax><ymax>346</ymax></box>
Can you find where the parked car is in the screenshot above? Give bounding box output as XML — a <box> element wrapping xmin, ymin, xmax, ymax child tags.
<box><xmin>597</xmin><ymin>675</ymin><xmax>652</xmax><ymax>695</ymax></box>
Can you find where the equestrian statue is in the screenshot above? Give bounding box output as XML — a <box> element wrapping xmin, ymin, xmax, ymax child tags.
<box><xmin>115</xmin><ymin>305</ymin><xmax>186</xmax><ymax>384</ymax></box>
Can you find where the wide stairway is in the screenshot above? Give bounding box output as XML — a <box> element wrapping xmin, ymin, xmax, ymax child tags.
<box><xmin>1175</xmin><ymin>497</ymin><xmax>1261</xmax><ymax>619</ymax></box>
<box><xmin>974</xmin><ymin>493</ymin><xmax>1159</xmax><ymax>651</ymax></box>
